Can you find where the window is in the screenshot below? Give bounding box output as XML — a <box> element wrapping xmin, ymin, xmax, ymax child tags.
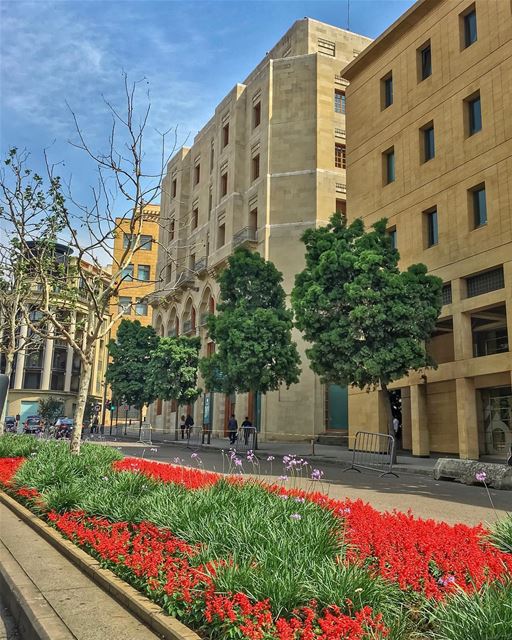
<box><xmin>381</xmin><ymin>73</ymin><xmax>393</xmax><ymax>109</ymax></box>
<box><xmin>336</xmin><ymin>199</ymin><xmax>346</xmax><ymax>215</ymax></box>
<box><xmin>208</xmin><ymin>188</ymin><xmax>213</xmax><ymax>216</ymax></box>
<box><xmin>170</xmin><ymin>219</ymin><xmax>175</xmax><ymax>241</ymax></box>
<box><xmin>138</xmin><ymin>265</ymin><xmax>150</xmax><ymax>281</ymax></box>
<box><xmin>222</xmin><ymin>122</ymin><xmax>229</xmax><ymax>147</ymax></box>
<box><xmin>194</xmin><ymin>162</ymin><xmax>200</xmax><ymax>185</ymax></box>
<box><xmin>172</xmin><ymin>178</ymin><xmax>177</xmax><ymax>198</ymax></box>
<box><xmin>135</xmin><ymin>299</ymin><xmax>148</xmax><ymax>316</ymax></box>
<box><xmin>249</xmin><ymin>207</ymin><xmax>258</xmax><ymax>230</ymax></box>
<box><xmin>467</xmin><ymin>93</ymin><xmax>482</xmax><ymax>135</ymax></box>
<box><xmin>123</xmin><ymin>234</ymin><xmax>152</xmax><ymax>250</ymax></box>
<box><xmin>192</xmin><ymin>206</ymin><xmax>199</xmax><ymax>229</ymax></box>
<box><xmin>466</xmin><ymin>267</ymin><xmax>504</xmax><ymax>297</ymax></box>
<box><xmin>422</xmin><ymin>123</ymin><xmax>435</xmax><ymax>162</ymax></box>
<box><xmin>210</xmin><ymin>140</ymin><xmax>214</xmax><ymax>172</ymax></box>
<box><xmin>121</xmin><ymin>264</ymin><xmax>134</xmax><ymax>281</ymax></box>
<box><xmin>387</xmin><ymin>226</ymin><xmax>397</xmax><ymax>250</ymax></box>
<box><xmin>471</xmin><ymin>184</ymin><xmax>487</xmax><ymax>227</ymax></box>
<box><xmin>335</xmin><ymin>143</ymin><xmax>346</xmax><ymax>169</ymax></box>
<box><xmin>217</xmin><ymin>222</ymin><xmax>226</xmax><ymax>249</ymax></box>
<box><xmin>119</xmin><ymin>297</ymin><xmax>131</xmax><ymax>315</ymax></box>
<box><xmin>221</xmin><ymin>171</ymin><xmax>228</xmax><ymax>197</ymax></box>
<box><xmin>383</xmin><ymin>148</ymin><xmax>395</xmax><ymax>184</ymax></box>
<box><xmin>334</xmin><ymin>90</ymin><xmax>346</xmax><ymax>114</ymax></box>
<box><xmin>418</xmin><ymin>41</ymin><xmax>432</xmax><ymax>80</ymax></box>
<box><xmin>442</xmin><ymin>283</ymin><xmax>452</xmax><ymax>305</ymax></box>
<box><xmin>252</xmin><ymin>154</ymin><xmax>260</xmax><ymax>181</ymax></box>
<box><xmin>462</xmin><ymin>6</ymin><xmax>477</xmax><ymax>48</ymax></box>
<box><xmin>253</xmin><ymin>101</ymin><xmax>261</xmax><ymax>128</ymax></box>
<box><xmin>425</xmin><ymin>208</ymin><xmax>438</xmax><ymax>247</ymax></box>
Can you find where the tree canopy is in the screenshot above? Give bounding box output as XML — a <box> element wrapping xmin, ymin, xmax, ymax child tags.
<box><xmin>106</xmin><ymin>319</ymin><xmax>159</xmax><ymax>410</ymax></box>
<box><xmin>200</xmin><ymin>247</ymin><xmax>301</xmax><ymax>395</ymax></box>
<box><xmin>292</xmin><ymin>213</ymin><xmax>443</xmax><ymax>391</ymax></box>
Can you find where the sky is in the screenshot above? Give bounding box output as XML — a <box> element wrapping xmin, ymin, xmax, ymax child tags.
<box><xmin>0</xmin><ymin>0</ymin><xmax>415</xmax><ymax>216</ymax></box>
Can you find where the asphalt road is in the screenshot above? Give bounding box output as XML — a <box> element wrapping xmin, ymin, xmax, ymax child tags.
<box><xmin>104</xmin><ymin>439</ymin><xmax>512</xmax><ymax>526</ymax></box>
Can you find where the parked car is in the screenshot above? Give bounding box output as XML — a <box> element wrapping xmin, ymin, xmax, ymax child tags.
<box><xmin>4</xmin><ymin>416</ymin><xmax>17</xmax><ymax>433</ymax></box>
<box><xmin>23</xmin><ymin>415</ymin><xmax>42</xmax><ymax>434</ymax></box>
<box><xmin>53</xmin><ymin>417</ymin><xmax>74</xmax><ymax>439</ymax></box>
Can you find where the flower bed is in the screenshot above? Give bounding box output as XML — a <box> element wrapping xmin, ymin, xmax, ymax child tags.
<box><xmin>0</xmin><ymin>437</ymin><xmax>511</xmax><ymax>640</ymax></box>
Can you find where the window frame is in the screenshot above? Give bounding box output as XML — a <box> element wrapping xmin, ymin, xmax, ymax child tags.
<box><xmin>334</xmin><ymin>89</ymin><xmax>346</xmax><ymax>114</ymax></box>
<box><xmin>470</xmin><ymin>184</ymin><xmax>487</xmax><ymax>228</ymax></box>
<box><xmin>425</xmin><ymin>207</ymin><xmax>439</xmax><ymax>247</ymax></box>
<box><xmin>422</xmin><ymin>123</ymin><xmax>435</xmax><ymax>163</ymax></box>
<box><xmin>381</xmin><ymin>73</ymin><xmax>393</xmax><ymax>109</ymax></box>
<box><xmin>383</xmin><ymin>147</ymin><xmax>395</xmax><ymax>184</ymax></box>
<box><xmin>462</xmin><ymin>5</ymin><xmax>477</xmax><ymax>49</ymax></box>
<box><xmin>137</xmin><ymin>264</ymin><xmax>150</xmax><ymax>281</ymax></box>
<box><xmin>135</xmin><ymin>298</ymin><xmax>148</xmax><ymax>317</ymax></box>
<box><xmin>418</xmin><ymin>41</ymin><xmax>432</xmax><ymax>81</ymax></box>
<box><xmin>119</xmin><ymin>296</ymin><xmax>132</xmax><ymax>315</ymax></box>
<box><xmin>334</xmin><ymin>143</ymin><xmax>346</xmax><ymax>169</ymax></box>
<box><xmin>467</xmin><ymin>93</ymin><xmax>482</xmax><ymax>136</ymax></box>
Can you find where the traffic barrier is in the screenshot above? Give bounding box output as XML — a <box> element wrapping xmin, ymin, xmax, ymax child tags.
<box><xmin>343</xmin><ymin>431</ymin><xmax>398</xmax><ymax>477</ymax></box>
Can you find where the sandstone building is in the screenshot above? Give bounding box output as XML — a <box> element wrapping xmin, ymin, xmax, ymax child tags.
<box><xmin>342</xmin><ymin>0</ymin><xmax>512</xmax><ymax>459</ymax></box>
<box><xmin>149</xmin><ymin>19</ymin><xmax>371</xmax><ymax>439</ymax></box>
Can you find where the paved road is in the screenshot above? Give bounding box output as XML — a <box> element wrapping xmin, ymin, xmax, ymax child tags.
<box><xmin>104</xmin><ymin>439</ymin><xmax>512</xmax><ymax>526</ymax></box>
<box><xmin>0</xmin><ymin>596</ymin><xmax>19</xmax><ymax>640</ymax></box>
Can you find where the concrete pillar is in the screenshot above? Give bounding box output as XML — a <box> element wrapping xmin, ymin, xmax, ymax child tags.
<box><xmin>64</xmin><ymin>313</ymin><xmax>76</xmax><ymax>393</ymax></box>
<box><xmin>456</xmin><ymin>377</ymin><xmax>479</xmax><ymax>459</ymax></box>
<box><xmin>410</xmin><ymin>384</ymin><xmax>430</xmax><ymax>456</ymax></box>
<box><xmin>453</xmin><ymin>310</ymin><xmax>473</xmax><ymax>361</ymax></box>
<box><xmin>40</xmin><ymin>326</ymin><xmax>54</xmax><ymax>391</ymax></box>
<box><xmin>504</xmin><ymin>261</ymin><xmax>512</xmax><ymax>363</ymax></box>
<box><xmin>13</xmin><ymin>322</ymin><xmax>28</xmax><ymax>389</ymax></box>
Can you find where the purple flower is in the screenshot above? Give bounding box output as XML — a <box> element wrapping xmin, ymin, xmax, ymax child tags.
<box><xmin>476</xmin><ymin>471</ymin><xmax>487</xmax><ymax>483</ymax></box>
<box><xmin>290</xmin><ymin>513</ymin><xmax>302</xmax><ymax>520</ymax></box>
<box><xmin>173</xmin><ymin>457</ymin><xmax>181</xmax><ymax>464</ymax></box>
<box><xmin>191</xmin><ymin>453</ymin><xmax>199</xmax><ymax>459</ymax></box>
<box><xmin>311</xmin><ymin>469</ymin><xmax>324</xmax><ymax>481</ymax></box>
<box><xmin>295</xmin><ymin>497</ymin><xmax>305</xmax><ymax>503</ymax></box>
<box><xmin>278</xmin><ymin>475</ymin><xmax>288</xmax><ymax>482</ymax></box>
<box><xmin>438</xmin><ymin>575</ymin><xmax>456</xmax><ymax>587</ymax></box>
<box><xmin>234</xmin><ymin>457</ymin><xmax>243</xmax><ymax>467</ymax></box>
<box><xmin>279</xmin><ymin>494</ymin><xmax>289</xmax><ymax>500</ymax></box>
<box><xmin>266</xmin><ymin>455</ymin><xmax>275</xmax><ymax>462</ymax></box>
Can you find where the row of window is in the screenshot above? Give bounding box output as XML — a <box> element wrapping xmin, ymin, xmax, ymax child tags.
<box><xmin>388</xmin><ymin>183</ymin><xmax>487</xmax><ymax>252</ymax></box>
<box><xmin>381</xmin><ymin>4</ymin><xmax>478</xmax><ymax>110</ymax></box>
<box><xmin>119</xmin><ymin>297</ymin><xmax>148</xmax><ymax>316</ymax></box>
<box><xmin>120</xmin><ymin>264</ymin><xmax>151</xmax><ymax>281</ymax></box>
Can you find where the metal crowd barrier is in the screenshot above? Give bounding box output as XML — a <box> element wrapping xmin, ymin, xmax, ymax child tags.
<box><xmin>234</xmin><ymin>426</ymin><xmax>258</xmax><ymax>453</ymax></box>
<box><xmin>344</xmin><ymin>431</ymin><xmax>398</xmax><ymax>477</ymax></box>
<box><xmin>186</xmin><ymin>426</ymin><xmax>202</xmax><ymax>451</ymax></box>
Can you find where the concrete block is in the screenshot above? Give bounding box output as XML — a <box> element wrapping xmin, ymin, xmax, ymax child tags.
<box><xmin>434</xmin><ymin>458</ymin><xmax>512</xmax><ymax>490</ymax></box>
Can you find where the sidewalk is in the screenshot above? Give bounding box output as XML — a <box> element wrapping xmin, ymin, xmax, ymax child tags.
<box><xmin>0</xmin><ymin>501</ymin><xmax>162</xmax><ymax>640</ymax></box>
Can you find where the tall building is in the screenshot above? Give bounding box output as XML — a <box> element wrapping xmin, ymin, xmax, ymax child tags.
<box><xmin>2</xmin><ymin>244</ymin><xmax>110</xmax><ymax>424</ymax></box>
<box><xmin>149</xmin><ymin>19</ymin><xmax>371</xmax><ymax>439</ymax></box>
<box><xmin>342</xmin><ymin>0</ymin><xmax>512</xmax><ymax>459</ymax></box>
<box><xmin>110</xmin><ymin>204</ymin><xmax>160</xmax><ymax>337</ymax></box>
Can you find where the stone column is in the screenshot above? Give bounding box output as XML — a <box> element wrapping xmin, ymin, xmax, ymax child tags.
<box><xmin>410</xmin><ymin>384</ymin><xmax>430</xmax><ymax>456</ymax></box>
<box><xmin>64</xmin><ymin>313</ymin><xmax>76</xmax><ymax>393</ymax></box>
<box><xmin>13</xmin><ymin>322</ymin><xmax>28</xmax><ymax>389</ymax></box>
<box><xmin>40</xmin><ymin>326</ymin><xmax>54</xmax><ymax>391</ymax></box>
<box><xmin>456</xmin><ymin>377</ymin><xmax>479</xmax><ymax>459</ymax></box>
<box><xmin>504</xmin><ymin>261</ymin><xmax>512</xmax><ymax>365</ymax></box>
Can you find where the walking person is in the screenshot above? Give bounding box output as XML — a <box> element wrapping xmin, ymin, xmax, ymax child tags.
<box><xmin>185</xmin><ymin>413</ymin><xmax>194</xmax><ymax>440</ymax></box>
<box><xmin>392</xmin><ymin>415</ymin><xmax>402</xmax><ymax>447</ymax></box>
<box><xmin>241</xmin><ymin>416</ymin><xmax>253</xmax><ymax>446</ymax></box>
<box><xmin>180</xmin><ymin>414</ymin><xmax>186</xmax><ymax>440</ymax></box>
<box><xmin>227</xmin><ymin>414</ymin><xmax>238</xmax><ymax>445</ymax></box>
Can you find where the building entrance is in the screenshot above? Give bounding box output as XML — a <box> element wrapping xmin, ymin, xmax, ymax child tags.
<box><xmin>480</xmin><ymin>387</ymin><xmax>512</xmax><ymax>457</ymax></box>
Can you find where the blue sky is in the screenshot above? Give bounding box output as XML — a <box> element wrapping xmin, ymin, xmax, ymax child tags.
<box><xmin>0</xmin><ymin>0</ymin><xmax>414</xmax><ymax>214</ymax></box>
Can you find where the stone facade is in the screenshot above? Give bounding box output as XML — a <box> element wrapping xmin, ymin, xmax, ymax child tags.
<box><xmin>342</xmin><ymin>0</ymin><xmax>512</xmax><ymax>459</ymax></box>
<box><xmin>149</xmin><ymin>19</ymin><xmax>371</xmax><ymax>440</ymax></box>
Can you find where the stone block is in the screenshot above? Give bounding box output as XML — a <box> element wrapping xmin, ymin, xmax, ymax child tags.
<box><xmin>434</xmin><ymin>458</ymin><xmax>512</xmax><ymax>490</ymax></box>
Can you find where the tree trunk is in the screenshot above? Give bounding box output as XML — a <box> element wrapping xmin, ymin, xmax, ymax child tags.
<box><xmin>70</xmin><ymin>358</ymin><xmax>93</xmax><ymax>454</ymax></box>
<box><xmin>0</xmin><ymin>354</ymin><xmax>14</xmax><ymax>435</ymax></box>
<box><xmin>381</xmin><ymin>383</ymin><xmax>397</xmax><ymax>465</ymax></box>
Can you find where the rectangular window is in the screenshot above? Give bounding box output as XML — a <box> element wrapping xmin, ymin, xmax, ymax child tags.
<box><xmin>121</xmin><ymin>264</ymin><xmax>134</xmax><ymax>281</ymax></box>
<box><xmin>471</xmin><ymin>184</ymin><xmax>487</xmax><ymax>227</ymax></box>
<box><xmin>217</xmin><ymin>222</ymin><xmax>226</xmax><ymax>249</ymax></box>
<box><xmin>252</xmin><ymin>154</ymin><xmax>260</xmax><ymax>181</ymax></box>
<box><xmin>381</xmin><ymin>73</ymin><xmax>393</xmax><ymax>109</ymax></box>
<box><xmin>253</xmin><ymin>101</ymin><xmax>261</xmax><ymax>128</ymax></box>
<box><xmin>334</xmin><ymin>90</ymin><xmax>346</xmax><ymax>114</ymax></box>
<box><xmin>210</xmin><ymin>140</ymin><xmax>214</xmax><ymax>172</ymax></box>
<box><xmin>140</xmin><ymin>235</ymin><xmax>152</xmax><ymax>250</ymax></box>
<box><xmin>172</xmin><ymin>178</ymin><xmax>177</xmax><ymax>198</ymax></box>
<box><xmin>419</xmin><ymin>42</ymin><xmax>432</xmax><ymax>80</ymax></box>
<box><xmin>119</xmin><ymin>297</ymin><xmax>131</xmax><ymax>315</ymax></box>
<box><xmin>335</xmin><ymin>143</ymin><xmax>346</xmax><ymax>169</ymax></box>
<box><xmin>194</xmin><ymin>163</ymin><xmax>200</xmax><ymax>185</ymax></box>
<box><xmin>383</xmin><ymin>148</ymin><xmax>395</xmax><ymax>184</ymax></box>
<box><xmin>423</xmin><ymin>124</ymin><xmax>435</xmax><ymax>162</ymax></box>
<box><xmin>442</xmin><ymin>283</ymin><xmax>452</xmax><ymax>305</ymax></box>
<box><xmin>138</xmin><ymin>265</ymin><xmax>150</xmax><ymax>281</ymax></box>
<box><xmin>387</xmin><ymin>226</ymin><xmax>397</xmax><ymax>250</ymax></box>
<box><xmin>135</xmin><ymin>299</ymin><xmax>148</xmax><ymax>316</ymax></box>
<box><xmin>467</xmin><ymin>93</ymin><xmax>482</xmax><ymax>135</ymax></box>
<box><xmin>221</xmin><ymin>171</ymin><xmax>228</xmax><ymax>197</ymax></box>
<box><xmin>462</xmin><ymin>6</ymin><xmax>477</xmax><ymax>48</ymax></box>
<box><xmin>124</xmin><ymin>234</ymin><xmax>152</xmax><ymax>250</ymax></box>
<box><xmin>466</xmin><ymin>267</ymin><xmax>504</xmax><ymax>297</ymax></box>
<box><xmin>249</xmin><ymin>207</ymin><xmax>258</xmax><ymax>230</ymax></box>
<box><xmin>335</xmin><ymin>199</ymin><xmax>346</xmax><ymax>215</ymax></box>
<box><xmin>425</xmin><ymin>208</ymin><xmax>439</xmax><ymax>247</ymax></box>
<box><xmin>222</xmin><ymin>123</ymin><xmax>229</xmax><ymax>148</ymax></box>
<box><xmin>192</xmin><ymin>207</ymin><xmax>199</xmax><ymax>229</ymax></box>
<box><xmin>170</xmin><ymin>219</ymin><xmax>175</xmax><ymax>241</ymax></box>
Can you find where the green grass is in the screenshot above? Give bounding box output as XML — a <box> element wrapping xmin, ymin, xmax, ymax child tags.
<box><xmin>0</xmin><ymin>433</ymin><xmax>41</xmax><ymax>457</ymax></box>
<box><xmin>490</xmin><ymin>513</ymin><xmax>512</xmax><ymax>554</ymax></box>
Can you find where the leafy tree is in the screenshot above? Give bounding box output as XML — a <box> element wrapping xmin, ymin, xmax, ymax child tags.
<box><xmin>147</xmin><ymin>336</ymin><xmax>201</xmax><ymax>436</ymax></box>
<box><xmin>200</xmin><ymin>248</ymin><xmax>301</xmax><ymax>408</ymax></box>
<box><xmin>38</xmin><ymin>396</ymin><xmax>63</xmax><ymax>426</ymax></box>
<box><xmin>106</xmin><ymin>319</ymin><xmax>159</xmax><ymax>426</ymax></box>
<box><xmin>292</xmin><ymin>213</ymin><xmax>442</xmax><ymax>454</ymax></box>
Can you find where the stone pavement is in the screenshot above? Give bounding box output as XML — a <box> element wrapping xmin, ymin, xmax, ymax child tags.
<box><xmin>0</xmin><ymin>501</ymin><xmax>162</xmax><ymax>640</ymax></box>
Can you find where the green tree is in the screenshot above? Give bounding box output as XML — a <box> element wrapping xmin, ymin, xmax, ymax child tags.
<box><xmin>292</xmin><ymin>213</ymin><xmax>442</xmax><ymax>454</ymax></box>
<box><xmin>38</xmin><ymin>396</ymin><xmax>63</xmax><ymax>426</ymax></box>
<box><xmin>106</xmin><ymin>319</ymin><xmax>160</xmax><ymax>426</ymax></box>
<box><xmin>146</xmin><ymin>336</ymin><xmax>201</xmax><ymax>437</ymax></box>
<box><xmin>200</xmin><ymin>248</ymin><xmax>301</xmax><ymax>412</ymax></box>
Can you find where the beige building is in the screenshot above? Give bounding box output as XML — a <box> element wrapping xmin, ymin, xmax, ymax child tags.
<box><xmin>342</xmin><ymin>0</ymin><xmax>512</xmax><ymax>459</ymax></box>
<box><xmin>149</xmin><ymin>19</ymin><xmax>371</xmax><ymax>439</ymax></box>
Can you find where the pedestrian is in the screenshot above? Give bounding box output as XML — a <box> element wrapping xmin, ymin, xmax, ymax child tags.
<box><xmin>227</xmin><ymin>413</ymin><xmax>238</xmax><ymax>445</ymax></box>
<box><xmin>241</xmin><ymin>416</ymin><xmax>253</xmax><ymax>446</ymax></box>
<box><xmin>180</xmin><ymin>414</ymin><xmax>186</xmax><ymax>440</ymax></box>
<box><xmin>92</xmin><ymin>415</ymin><xmax>99</xmax><ymax>435</ymax></box>
<box><xmin>185</xmin><ymin>413</ymin><xmax>194</xmax><ymax>440</ymax></box>
<box><xmin>392</xmin><ymin>416</ymin><xmax>402</xmax><ymax>444</ymax></box>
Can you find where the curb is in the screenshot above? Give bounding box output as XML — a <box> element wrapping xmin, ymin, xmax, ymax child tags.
<box><xmin>0</xmin><ymin>491</ymin><xmax>201</xmax><ymax>640</ymax></box>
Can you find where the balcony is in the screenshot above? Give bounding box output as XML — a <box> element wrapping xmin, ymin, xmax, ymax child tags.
<box><xmin>194</xmin><ymin>257</ymin><xmax>208</xmax><ymax>275</ymax></box>
<box><xmin>233</xmin><ymin>226</ymin><xmax>257</xmax><ymax>249</ymax></box>
<box><xmin>176</xmin><ymin>270</ymin><xmax>195</xmax><ymax>289</ymax></box>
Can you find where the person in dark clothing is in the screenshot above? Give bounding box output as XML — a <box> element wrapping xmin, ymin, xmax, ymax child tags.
<box><xmin>227</xmin><ymin>414</ymin><xmax>238</xmax><ymax>445</ymax></box>
<box><xmin>184</xmin><ymin>414</ymin><xmax>194</xmax><ymax>440</ymax></box>
<box><xmin>241</xmin><ymin>417</ymin><xmax>253</xmax><ymax>446</ymax></box>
